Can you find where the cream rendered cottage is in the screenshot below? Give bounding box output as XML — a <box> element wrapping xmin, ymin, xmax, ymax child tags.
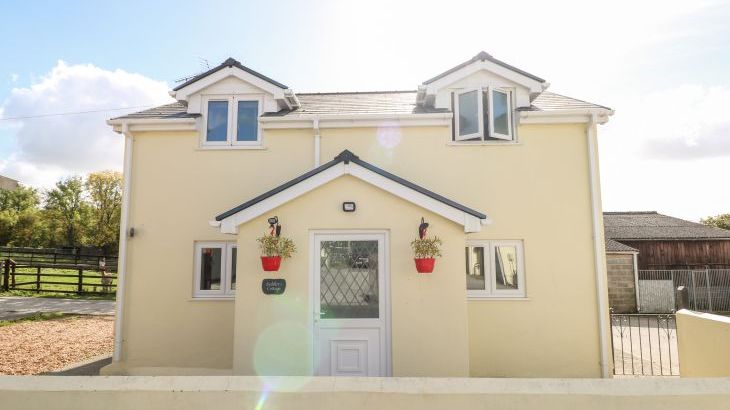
<box><xmin>104</xmin><ymin>52</ymin><xmax>614</xmax><ymax>378</ymax></box>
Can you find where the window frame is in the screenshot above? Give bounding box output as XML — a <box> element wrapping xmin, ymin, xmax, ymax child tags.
<box><xmin>487</xmin><ymin>88</ymin><xmax>513</xmax><ymax>141</ymax></box>
<box><xmin>466</xmin><ymin>240</ymin><xmax>526</xmax><ymax>299</ymax></box>
<box><xmin>454</xmin><ymin>88</ymin><xmax>484</xmax><ymax>141</ymax></box>
<box><xmin>193</xmin><ymin>241</ymin><xmax>237</xmax><ymax>298</ymax></box>
<box><xmin>232</xmin><ymin>95</ymin><xmax>263</xmax><ymax>146</ymax></box>
<box><xmin>203</xmin><ymin>99</ymin><xmax>231</xmax><ymax>146</ymax></box>
<box><xmin>452</xmin><ymin>86</ymin><xmax>515</xmax><ymax>143</ymax></box>
<box><xmin>201</xmin><ymin>94</ymin><xmax>263</xmax><ymax>148</ymax></box>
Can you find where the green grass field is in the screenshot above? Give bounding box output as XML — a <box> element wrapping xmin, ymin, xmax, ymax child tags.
<box><xmin>1</xmin><ymin>267</ymin><xmax>116</xmax><ymax>300</ymax></box>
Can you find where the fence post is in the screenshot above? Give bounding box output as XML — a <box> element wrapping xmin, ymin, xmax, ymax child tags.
<box><xmin>676</xmin><ymin>286</ymin><xmax>690</xmax><ymax>311</ymax></box>
<box><xmin>36</xmin><ymin>266</ymin><xmax>41</xmax><ymax>291</ymax></box>
<box><xmin>705</xmin><ymin>269</ymin><xmax>713</xmax><ymax>312</ymax></box>
<box><xmin>2</xmin><ymin>259</ymin><xmax>8</xmax><ymax>291</ymax></box>
<box><xmin>690</xmin><ymin>271</ymin><xmax>697</xmax><ymax>310</ymax></box>
<box><xmin>77</xmin><ymin>269</ymin><xmax>83</xmax><ymax>293</ymax></box>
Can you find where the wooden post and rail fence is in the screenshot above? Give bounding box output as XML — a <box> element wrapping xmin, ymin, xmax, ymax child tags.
<box><xmin>0</xmin><ymin>247</ymin><xmax>118</xmax><ymax>296</ymax></box>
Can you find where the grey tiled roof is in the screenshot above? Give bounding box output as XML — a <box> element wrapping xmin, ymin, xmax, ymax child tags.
<box><xmin>112</xmin><ymin>91</ymin><xmax>606</xmax><ymax>120</ymax></box>
<box><xmin>423</xmin><ymin>51</ymin><xmax>546</xmax><ymax>84</ymax></box>
<box><xmin>264</xmin><ymin>91</ymin><xmax>449</xmax><ymax>117</ymax></box>
<box><xmin>604</xmin><ymin>212</ymin><xmax>730</xmax><ymax>240</ymax></box>
<box><xmin>110</xmin><ymin>102</ymin><xmax>198</xmax><ymax>120</ymax></box>
<box><xmin>605</xmin><ymin>238</ymin><xmax>638</xmax><ymax>253</ymax></box>
<box><xmin>173</xmin><ymin>57</ymin><xmax>288</xmax><ymax>91</ymax></box>
<box><xmin>517</xmin><ymin>92</ymin><xmax>611</xmax><ymax>112</ymax></box>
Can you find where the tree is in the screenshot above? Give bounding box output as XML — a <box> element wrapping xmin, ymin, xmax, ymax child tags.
<box><xmin>44</xmin><ymin>176</ymin><xmax>88</xmax><ymax>247</ymax></box>
<box><xmin>0</xmin><ymin>186</ymin><xmax>40</xmax><ymax>213</ymax></box>
<box><xmin>702</xmin><ymin>214</ymin><xmax>730</xmax><ymax>231</ymax></box>
<box><xmin>85</xmin><ymin>171</ymin><xmax>122</xmax><ymax>253</ymax></box>
<box><xmin>0</xmin><ymin>186</ymin><xmax>42</xmax><ymax>246</ymax></box>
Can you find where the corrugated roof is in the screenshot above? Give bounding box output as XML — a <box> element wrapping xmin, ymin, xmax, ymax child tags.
<box><xmin>605</xmin><ymin>238</ymin><xmax>638</xmax><ymax>253</ymax></box>
<box><xmin>112</xmin><ymin>91</ymin><xmax>606</xmax><ymax>120</ymax></box>
<box><xmin>604</xmin><ymin>212</ymin><xmax>730</xmax><ymax>240</ymax></box>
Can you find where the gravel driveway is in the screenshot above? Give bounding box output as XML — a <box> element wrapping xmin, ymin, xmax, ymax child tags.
<box><xmin>0</xmin><ymin>314</ymin><xmax>114</xmax><ymax>375</ymax></box>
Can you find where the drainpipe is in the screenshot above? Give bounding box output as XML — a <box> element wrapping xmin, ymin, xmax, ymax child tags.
<box><xmin>587</xmin><ymin>114</ymin><xmax>611</xmax><ymax>378</ymax></box>
<box><xmin>113</xmin><ymin>122</ymin><xmax>134</xmax><ymax>363</ymax></box>
<box><xmin>313</xmin><ymin>117</ymin><xmax>321</xmax><ymax>167</ymax></box>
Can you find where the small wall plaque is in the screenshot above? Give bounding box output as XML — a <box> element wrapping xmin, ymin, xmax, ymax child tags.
<box><xmin>262</xmin><ymin>278</ymin><xmax>286</xmax><ymax>295</ymax></box>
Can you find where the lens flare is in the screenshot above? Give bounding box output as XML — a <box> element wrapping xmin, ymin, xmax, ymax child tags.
<box><xmin>376</xmin><ymin>123</ymin><xmax>402</xmax><ymax>149</ymax></box>
<box><xmin>254</xmin><ymin>387</ymin><xmax>270</xmax><ymax>410</ymax></box>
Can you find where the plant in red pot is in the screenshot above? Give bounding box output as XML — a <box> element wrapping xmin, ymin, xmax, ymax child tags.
<box><xmin>257</xmin><ymin>216</ymin><xmax>296</xmax><ymax>272</ymax></box>
<box><xmin>410</xmin><ymin>218</ymin><xmax>442</xmax><ymax>274</ymax></box>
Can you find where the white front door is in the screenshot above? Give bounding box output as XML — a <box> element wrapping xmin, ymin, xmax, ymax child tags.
<box><xmin>313</xmin><ymin>232</ymin><xmax>390</xmax><ymax>376</ymax></box>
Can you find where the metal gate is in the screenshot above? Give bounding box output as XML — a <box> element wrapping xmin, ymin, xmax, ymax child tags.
<box><xmin>610</xmin><ymin>313</ymin><xmax>679</xmax><ymax>376</ymax></box>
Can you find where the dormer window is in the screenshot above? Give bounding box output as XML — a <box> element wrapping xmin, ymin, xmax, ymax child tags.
<box><xmin>203</xmin><ymin>96</ymin><xmax>262</xmax><ymax>147</ymax></box>
<box><xmin>454</xmin><ymin>87</ymin><xmax>514</xmax><ymax>142</ymax></box>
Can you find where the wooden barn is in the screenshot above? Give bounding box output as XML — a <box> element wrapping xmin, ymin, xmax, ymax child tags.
<box><xmin>605</xmin><ymin>211</ymin><xmax>730</xmax><ymax>269</ymax></box>
<box><xmin>604</xmin><ymin>211</ymin><xmax>730</xmax><ymax>313</ymax></box>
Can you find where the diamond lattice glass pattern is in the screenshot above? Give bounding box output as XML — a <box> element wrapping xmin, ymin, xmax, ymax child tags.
<box><xmin>320</xmin><ymin>240</ymin><xmax>379</xmax><ymax>319</ymax></box>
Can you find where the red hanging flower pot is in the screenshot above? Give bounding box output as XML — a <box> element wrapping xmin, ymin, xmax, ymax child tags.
<box><xmin>261</xmin><ymin>256</ymin><xmax>282</xmax><ymax>272</ymax></box>
<box><xmin>414</xmin><ymin>257</ymin><xmax>436</xmax><ymax>274</ymax></box>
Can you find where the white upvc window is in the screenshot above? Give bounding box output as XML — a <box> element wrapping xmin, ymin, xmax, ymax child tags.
<box><xmin>466</xmin><ymin>240</ymin><xmax>525</xmax><ymax>298</ymax></box>
<box><xmin>202</xmin><ymin>95</ymin><xmax>263</xmax><ymax>147</ymax></box>
<box><xmin>193</xmin><ymin>242</ymin><xmax>237</xmax><ymax>298</ymax></box>
<box><xmin>453</xmin><ymin>87</ymin><xmax>514</xmax><ymax>142</ymax></box>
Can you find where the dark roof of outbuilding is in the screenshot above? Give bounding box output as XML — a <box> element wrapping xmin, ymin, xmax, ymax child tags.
<box><xmin>605</xmin><ymin>238</ymin><xmax>639</xmax><ymax>253</ymax></box>
<box><xmin>172</xmin><ymin>57</ymin><xmax>288</xmax><ymax>91</ymax></box>
<box><xmin>112</xmin><ymin>91</ymin><xmax>606</xmax><ymax>121</ymax></box>
<box><xmin>215</xmin><ymin>149</ymin><xmax>487</xmax><ymax>222</ymax></box>
<box><xmin>603</xmin><ymin>211</ymin><xmax>730</xmax><ymax>240</ymax></box>
<box><xmin>423</xmin><ymin>51</ymin><xmax>546</xmax><ymax>84</ymax></box>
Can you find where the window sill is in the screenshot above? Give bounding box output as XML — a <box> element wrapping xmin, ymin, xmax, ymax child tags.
<box><xmin>196</xmin><ymin>145</ymin><xmax>267</xmax><ymax>151</ymax></box>
<box><xmin>189</xmin><ymin>296</ymin><xmax>235</xmax><ymax>301</ymax></box>
<box><xmin>467</xmin><ymin>296</ymin><xmax>530</xmax><ymax>301</ymax></box>
<box><xmin>448</xmin><ymin>141</ymin><xmax>520</xmax><ymax>147</ymax></box>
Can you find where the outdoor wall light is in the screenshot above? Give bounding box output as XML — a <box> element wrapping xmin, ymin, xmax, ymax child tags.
<box><xmin>342</xmin><ymin>202</ymin><xmax>356</xmax><ymax>212</ymax></box>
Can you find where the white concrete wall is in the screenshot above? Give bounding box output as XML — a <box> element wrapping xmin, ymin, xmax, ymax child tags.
<box><xmin>2</xmin><ymin>376</ymin><xmax>730</xmax><ymax>410</ymax></box>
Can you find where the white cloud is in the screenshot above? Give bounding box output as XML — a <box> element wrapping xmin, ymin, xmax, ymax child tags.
<box><xmin>600</xmin><ymin>85</ymin><xmax>730</xmax><ymax>221</ymax></box>
<box><xmin>638</xmin><ymin>86</ymin><xmax>730</xmax><ymax>159</ymax></box>
<box><xmin>0</xmin><ymin>61</ymin><xmax>172</xmax><ymax>188</ymax></box>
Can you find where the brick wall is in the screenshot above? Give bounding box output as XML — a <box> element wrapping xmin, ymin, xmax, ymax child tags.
<box><xmin>606</xmin><ymin>253</ymin><xmax>637</xmax><ymax>313</ymax></box>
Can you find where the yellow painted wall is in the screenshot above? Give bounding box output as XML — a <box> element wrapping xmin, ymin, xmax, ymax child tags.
<box><xmin>115</xmin><ymin>120</ymin><xmax>605</xmax><ymax>377</ymax></box>
<box><xmin>232</xmin><ymin>175</ymin><xmax>470</xmax><ymax>376</ymax></box>
<box><xmin>115</xmin><ymin>128</ymin><xmax>313</xmax><ymax>370</ymax></box>
<box><xmin>676</xmin><ymin>310</ymin><xmax>730</xmax><ymax>377</ymax></box>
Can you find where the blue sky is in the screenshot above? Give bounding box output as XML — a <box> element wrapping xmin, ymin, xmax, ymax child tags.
<box><xmin>1</xmin><ymin>0</ymin><xmax>729</xmax><ymax>220</ymax></box>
